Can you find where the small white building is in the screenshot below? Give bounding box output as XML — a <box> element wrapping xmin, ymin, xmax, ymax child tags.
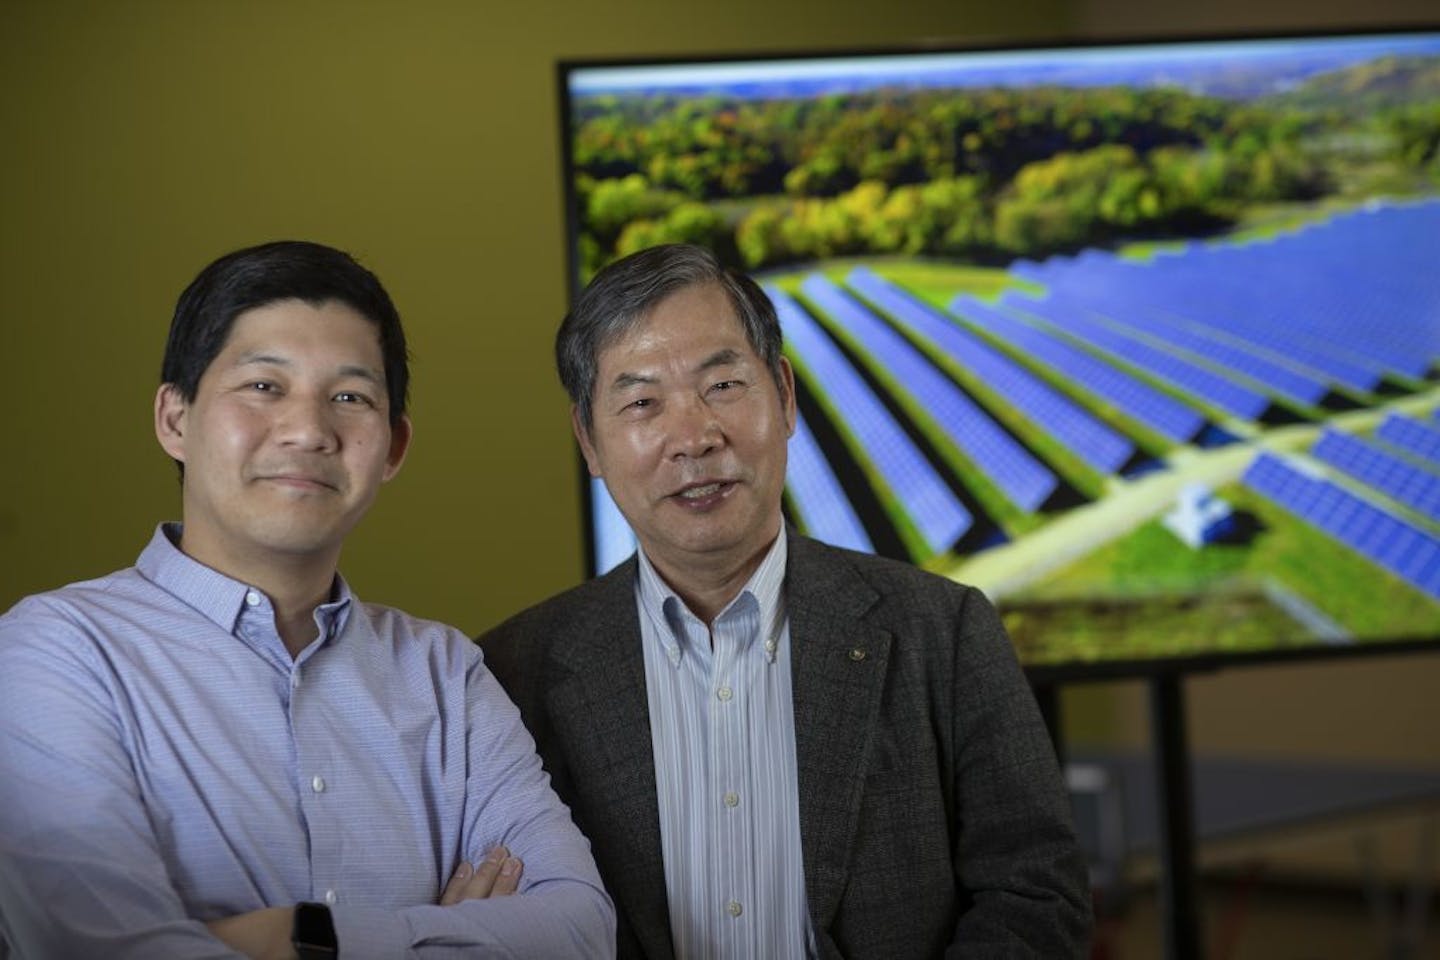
<box><xmin>1163</xmin><ymin>482</ymin><xmax>1235</xmax><ymax>548</ymax></box>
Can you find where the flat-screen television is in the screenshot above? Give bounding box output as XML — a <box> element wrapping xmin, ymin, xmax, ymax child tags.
<box><xmin>556</xmin><ymin>27</ymin><xmax>1440</xmax><ymax>678</ymax></box>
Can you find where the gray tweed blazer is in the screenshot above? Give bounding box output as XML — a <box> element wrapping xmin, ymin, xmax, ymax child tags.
<box><xmin>481</xmin><ymin>534</ymin><xmax>1092</xmax><ymax>958</ymax></box>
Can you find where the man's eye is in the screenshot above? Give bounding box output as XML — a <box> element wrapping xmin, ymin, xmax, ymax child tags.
<box><xmin>246</xmin><ymin>381</ymin><xmax>278</xmax><ymax>393</ymax></box>
<box><xmin>625</xmin><ymin>398</ymin><xmax>654</xmax><ymax>411</ymax></box>
<box><xmin>709</xmin><ymin>379</ymin><xmax>743</xmax><ymax>393</ymax></box>
<box><xmin>334</xmin><ymin>392</ymin><xmax>374</xmax><ymax>406</ymax></box>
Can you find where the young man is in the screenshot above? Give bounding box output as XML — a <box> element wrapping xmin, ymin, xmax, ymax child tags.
<box><xmin>483</xmin><ymin>243</ymin><xmax>1092</xmax><ymax>958</ymax></box>
<box><xmin>0</xmin><ymin>241</ymin><xmax>614</xmax><ymax>959</ymax></box>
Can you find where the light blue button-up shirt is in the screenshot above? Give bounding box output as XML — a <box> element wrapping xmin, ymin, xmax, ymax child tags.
<box><xmin>0</xmin><ymin>524</ymin><xmax>613</xmax><ymax>959</ymax></box>
<box><xmin>636</xmin><ymin>527</ymin><xmax>814</xmax><ymax>960</ymax></box>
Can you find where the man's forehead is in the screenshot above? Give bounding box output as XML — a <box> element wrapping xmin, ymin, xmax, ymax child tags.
<box><xmin>598</xmin><ymin>323</ymin><xmax>753</xmax><ymax>381</ymax></box>
<box><xmin>603</xmin><ymin>287</ymin><xmax>749</xmax><ymax>357</ymax></box>
<box><xmin>211</xmin><ymin>300</ymin><xmax>386</xmax><ymax>373</ymax></box>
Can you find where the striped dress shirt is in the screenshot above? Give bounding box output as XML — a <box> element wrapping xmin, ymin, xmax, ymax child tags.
<box><xmin>636</xmin><ymin>528</ymin><xmax>814</xmax><ymax>960</ymax></box>
<box><xmin>0</xmin><ymin>524</ymin><xmax>613</xmax><ymax>959</ymax></box>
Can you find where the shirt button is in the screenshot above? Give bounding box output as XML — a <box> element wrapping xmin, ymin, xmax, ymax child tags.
<box><xmin>311</xmin><ymin>776</ymin><xmax>326</xmax><ymax>793</ymax></box>
<box><xmin>723</xmin><ymin>791</ymin><xmax>739</xmax><ymax>808</ymax></box>
<box><xmin>245</xmin><ymin>591</ymin><xmax>261</xmax><ymax>607</ymax></box>
<box><xmin>717</xmin><ymin>686</ymin><xmax>733</xmax><ymax>702</ymax></box>
<box><xmin>323</xmin><ymin>889</ymin><xmax>337</xmax><ymax>906</ymax></box>
<box><xmin>727</xmin><ymin>900</ymin><xmax>743</xmax><ymax>917</ymax></box>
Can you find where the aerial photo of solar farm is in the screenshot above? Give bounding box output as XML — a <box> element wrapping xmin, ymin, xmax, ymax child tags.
<box><xmin>565</xmin><ymin>31</ymin><xmax>1440</xmax><ymax>668</ymax></box>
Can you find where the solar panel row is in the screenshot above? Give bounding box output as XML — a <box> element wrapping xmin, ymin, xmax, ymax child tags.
<box><xmin>1242</xmin><ymin>452</ymin><xmax>1440</xmax><ymax>600</ymax></box>
<box><xmin>799</xmin><ymin>273</ymin><xmax>1058</xmax><ymax>512</ymax></box>
<box><xmin>785</xmin><ymin>412</ymin><xmax>875</xmax><ymax>554</ymax></box>
<box><xmin>1311</xmin><ymin>429</ymin><xmax>1440</xmax><ymax>522</ymax></box>
<box><xmin>1002</xmin><ymin>291</ymin><xmax>1271</xmax><ymax>420</ymax></box>
<box><xmin>1375</xmin><ymin>413</ymin><xmax>1440</xmax><ymax>465</ymax></box>
<box><xmin>1013</xmin><ymin>199</ymin><xmax>1440</xmax><ymax>389</ymax></box>
<box><xmin>1031</xmin><ymin>287</ymin><xmax>1331</xmax><ymax>407</ymax></box>
<box><xmin>767</xmin><ymin>284</ymin><xmax>973</xmax><ymax>557</ymax></box>
<box><xmin>950</xmin><ymin>294</ymin><xmax>1205</xmax><ymax>443</ymax></box>
<box><xmin>844</xmin><ymin>268</ymin><xmax>1135</xmax><ymax>474</ymax></box>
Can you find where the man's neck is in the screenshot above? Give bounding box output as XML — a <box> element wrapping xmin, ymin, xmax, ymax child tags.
<box><xmin>645</xmin><ymin>532</ymin><xmax>780</xmax><ymax>626</ymax></box>
<box><xmin>174</xmin><ymin>531</ymin><xmax>337</xmax><ymax>659</ymax></box>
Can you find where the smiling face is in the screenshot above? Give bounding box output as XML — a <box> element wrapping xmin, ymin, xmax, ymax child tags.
<box><xmin>154</xmin><ymin>298</ymin><xmax>411</xmax><ymax>582</ymax></box>
<box><xmin>575</xmin><ymin>281</ymin><xmax>796</xmax><ymax>588</ymax></box>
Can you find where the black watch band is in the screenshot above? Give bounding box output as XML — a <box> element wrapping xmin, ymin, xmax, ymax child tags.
<box><xmin>291</xmin><ymin>901</ymin><xmax>338</xmax><ymax>959</ymax></box>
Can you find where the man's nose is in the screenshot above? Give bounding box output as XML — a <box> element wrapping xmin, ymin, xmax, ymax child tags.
<box><xmin>667</xmin><ymin>396</ymin><xmax>721</xmax><ymax>460</ymax></box>
<box><xmin>275</xmin><ymin>395</ymin><xmax>339</xmax><ymax>451</ymax></box>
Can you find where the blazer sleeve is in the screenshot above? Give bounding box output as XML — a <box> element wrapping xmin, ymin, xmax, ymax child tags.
<box><xmin>945</xmin><ymin>587</ymin><xmax>1093</xmax><ymax>956</ymax></box>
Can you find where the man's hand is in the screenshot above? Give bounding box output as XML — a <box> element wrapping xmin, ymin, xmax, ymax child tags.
<box><xmin>440</xmin><ymin>845</ymin><xmax>524</xmax><ymax>905</ymax></box>
<box><xmin>206</xmin><ymin>906</ymin><xmax>296</xmax><ymax>960</ymax></box>
<box><xmin>203</xmin><ymin>847</ymin><xmax>521</xmax><ymax>957</ymax></box>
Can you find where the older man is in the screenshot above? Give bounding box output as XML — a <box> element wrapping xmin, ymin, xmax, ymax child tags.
<box><xmin>0</xmin><ymin>241</ymin><xmax>614</xmax><ymax>959</ymax></box>
<box><xmin>482</xmin><ymin>243</ymin><xmax>1091</xmax><ymax>958</ymax></box>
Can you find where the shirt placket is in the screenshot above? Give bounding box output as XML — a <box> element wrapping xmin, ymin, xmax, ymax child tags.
<box><xmin>288</xmin><ymin>616</ymin><xmax>340</xmax><ymax>909</ymax></box>
<box><xmin>710</xmin><ymin>610</ymin><xmax>754</xmax><ymax>959</ymax></box>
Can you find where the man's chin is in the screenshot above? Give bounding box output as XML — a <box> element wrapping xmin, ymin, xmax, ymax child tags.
<box><xmin>247</xmin><ymin>521</ymin><xmax>350</xmax><ymax>560</ymax></box>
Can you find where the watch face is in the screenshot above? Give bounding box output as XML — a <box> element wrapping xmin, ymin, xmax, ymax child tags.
<box><xmin>292</xmin><ymin>901</ymin><xmax>338</xmax><ymax>958</ymax></box>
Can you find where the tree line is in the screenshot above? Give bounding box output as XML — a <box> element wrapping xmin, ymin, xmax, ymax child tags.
<box><xmin>569</xmin><ymin>70</ymin><xmax>1440</xmax><ymax>277</ymax></box>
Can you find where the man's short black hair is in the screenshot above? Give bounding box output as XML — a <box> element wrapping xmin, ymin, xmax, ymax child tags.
<box><xmin>161</xmin><ymin>240</ymin><xmax>409</xmax><ymax>424</ymax></box>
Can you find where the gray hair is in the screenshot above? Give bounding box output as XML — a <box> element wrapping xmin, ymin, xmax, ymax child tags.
<box><xmin>557</xmin><ymin>243</ymin><xmax>785</xmax><ymax>430</ymax></box>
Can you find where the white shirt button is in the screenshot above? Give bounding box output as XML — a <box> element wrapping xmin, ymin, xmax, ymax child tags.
<box><xmin>717</xmin><ymin>686</ymin><xmax>733</xmax><ymax>702</ymax></box>
<box><xmin>311</xmin><ymin>775</ymin><xmax>326</xmax><ymax>793</ymax></box>
<box><xmin>727</xmin><ymin>900</ymin><xmax>743</xmax><ymax>917</ymax></box>
<box><xmin>323</xmin><ymin>889</ymin><xmax>337</xmax><ymax>905</ymax></box>
<box><xmin>245</xmin><ymin>591</ymin><xmax>261</xmax><ymax>607</ymax></box>
<box><xmin>723</xmin><ymin>791</ymin><xmax>739</xmax><ymax>808</ymax></box>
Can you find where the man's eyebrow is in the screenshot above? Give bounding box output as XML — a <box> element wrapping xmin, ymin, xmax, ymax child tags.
<box><xmin>607</xmin><ymin>372</ymin><xmax>657</xmax><ymax>392</ymax></box>
<box><xmin>233</xmin><ymin>353</ymin><xmax>383</xmax><ymax>384</ymax></box>
<box><xmin>235</xmin><ymin>351</ymin><xmax>291</xmax><ymax>368</ymax></box>
<box><xmin>336</xmin><ymin>364</ymin><xmax>384</xmax><ymax>384</ymax></box>
<box><xmin>697</xmin><ymin>348</ymin><xmax>743</xmax><ymax>372</ymax></box>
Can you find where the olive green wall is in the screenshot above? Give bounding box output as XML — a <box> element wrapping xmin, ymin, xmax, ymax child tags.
<box><xmin>0</xmin><ymin>0</ymin><xmax>1074</xmax><ymax>631</ymax></box>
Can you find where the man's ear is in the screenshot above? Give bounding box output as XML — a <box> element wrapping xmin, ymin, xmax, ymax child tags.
<box><xmin>571</xmin><ymin>405</ymin><xmax>603</xmax><ymax>478</ymax></box>
<box><xmin>382</xmin><ymin>414</ymin><xmax>413</xmax><ymax>483</ymax></box>
<box><xmin>778</xmin><ymin>356</ymin><xmax>798</xmax><ymax>438</ymax></box>
<box><xmin>154</xmin><ymin>383</ymin><xmax>189</xmax><ymax>464</ymax></box>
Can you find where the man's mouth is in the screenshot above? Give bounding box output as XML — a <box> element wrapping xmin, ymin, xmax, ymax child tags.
<box><xmin>678</xmin><ymin>482</ymin><xmax>726</xmax><ymax>499</ymax></box>
<box><xmin>671</xmin><ymin>480</ymin><xmax>734</xmax><ymax>506</ymax></box>
<box><xmin>260</xmin><ymin>474</ymin><xmax>338</xmax><ymax>491</ymax></box>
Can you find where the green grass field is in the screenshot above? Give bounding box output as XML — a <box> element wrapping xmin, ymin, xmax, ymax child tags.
<box><xmin>1005</xmin><ymin>482</ymin><xmax>1440</xmax><ymax>665</ymax></box>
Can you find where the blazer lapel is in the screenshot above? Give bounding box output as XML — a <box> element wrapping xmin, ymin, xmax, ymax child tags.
<box><xmin>548</xmin><ymin>561</ymin><xmax>675</xmax><ymax>960</ymax></box>
<box><xmin>785</xmin><ymin>537</ymin><xmax>892</xmax><ymax>933</ymax></box>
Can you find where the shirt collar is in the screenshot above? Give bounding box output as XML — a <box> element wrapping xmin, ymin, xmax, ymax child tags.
<box><xmin>136</xmin><ymin>523</ymin><xmax>353</xmax><ymax>638</ymax></box>
<box><xmin>635</xmin><ymin>526</ymin><xmax>788</xmax><ymax>666</ymax></box>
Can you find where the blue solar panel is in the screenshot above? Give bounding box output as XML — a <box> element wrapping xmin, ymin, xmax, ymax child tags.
<box><xmin>949</xmin><ymin>294</ymin><xmax>1205</xmax><ymax>443</ymax></box>
<box><xmin>1019</xmin><ymin>257</ymin><xmax>1384</xmax><ymax>393</ymax></box>
<box><xmin>785</xmin><ymin>411</ymin><xmax>875</xmax><ymax>553</ymax></box>
<box><xmin>1242</xmin><ymin>451</ymin><xmax>1440</xmax><ymax>599</ymax></box>
<box><xmin>844</xmin><ymin>268</ymin><xmax>1135</xmax><ymax>474</ymax></box>
<box><xmin>1003</xmin><ymin>291</ymin><xmax>1271</xmax><ymax>420</ymax></box>
<box><xmin>766</xmin><ymin>285</ymin><xmax>973</xmax><ymax>556</ymax></box>
<box><xmin>1027</xmin><ymin>288</ymin><xmax>1331</xmax><ymax>406</ymax></box>
<box><xmin>590</xmin><ymin>477</ymin><xmax>636</xmax><ymax>575</ymax></box>
<box><xmin>1016</xmin><ymin>200</ymin><xmax>1440</xmax><ymax>389</ymax></box>
<box><xmin>1312</xmin><ymin>428</ymin><xmax>1440</xmax><ymax>521</ymax></box>
<box><xmin>799</xmin><ymin>273</ymin><xmax>1058</xmax><ymax>512</ymax></box>
<box><xmin>1375</xmin><ymin>413</ymin><xmax>1440</xmax><ymax>465</ymax></box>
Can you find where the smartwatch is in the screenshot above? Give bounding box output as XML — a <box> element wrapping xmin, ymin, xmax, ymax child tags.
<box><xmin>291</xmin><ymin>901</ymin><xmax>338</xmax><ymax>959</ymax></box>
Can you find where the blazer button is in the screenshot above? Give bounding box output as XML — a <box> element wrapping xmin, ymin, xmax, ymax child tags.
<box><xmin>849</xmin><ymin>647</ymin><xmax>867</xmax><ymax>662</ymax></box>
